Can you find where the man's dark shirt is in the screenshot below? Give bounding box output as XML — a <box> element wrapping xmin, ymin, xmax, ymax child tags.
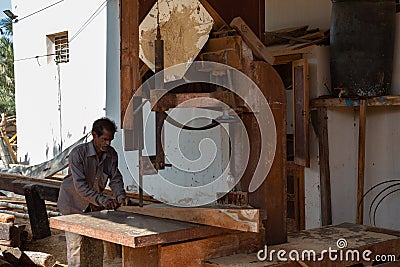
<box><xmin>57</xmin><ymin>140</ymin><xmax>126</xmax><ymax>215</ymax></box>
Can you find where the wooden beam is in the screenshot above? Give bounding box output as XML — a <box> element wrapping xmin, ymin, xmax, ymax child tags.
<box><xmin>311</xmin><ymin>95</ymin><xmax>400</xmax><ymax>108</ymax></box>
<box><xmin>317</xmin><ymin>107</ymin><xmax>332</xmax><ymax>226</ymax></box>
<box><xmin>123</xmin><ymin>245</ymin><xmax>159</xmax><ymax>267</ymax></box>
<box><xmin>230</xmin><ymin>17</ymin><xmax>275</xmax><ymax>65</ymax></box>
<box><xmin>0</xmin><ymin>173</ymin><xmax>157</xmax><ymax>203</ymax></box>
<box><xmin>120</xmin><ymin>0</ymin><xmax>139</xmax><ymax>125</ymax></box>
<box><xmin>50</xmin><ymin>211</ymin><xmax>229</xmax><ymax>248</ymax></box>
<box><xmin>198</xmin><ymin>0</ymin><xmax>228</xmax><ymax>31</ymax></box>
<box><xmin>273</xmin><ymin>54</ymin><xmax>302</xmax><ymax>66</ymax></box>
<box><xmin>240</xmin><ymin>61</ymin><xmax>287</xmax><ymax>244</ymax></box>
<box><xmin>118</xmin><ymin>204</ymin><xmax>261</xmax><ymax>232</ymax></box>
<box><xmin>264</xmin><ymin>26</ymin><xmax>309</xmax><ymax>46</ymax></box>
<box><xmin>24</xmin><ymin>184</ymin><xmax>51</xmax><ymax>239</ymax></box>
<box><xmin>160</xmin><ymin>232</ymin><xmax>263</xmax><ymax>267</ymax></box>
<box><xmin>293</xmin><ymin>59</ymin><xmax>310</xmax><ymax>167</ymax></box>
<box><xmin>357</xmin><ymin>100</ymin><xmax>367</xmax><ymax>224</ymax></box>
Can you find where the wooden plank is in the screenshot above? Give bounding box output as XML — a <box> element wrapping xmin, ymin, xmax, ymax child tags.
<box><xmin>357</xmin><ymin>100</ymin><xmax>367</xmax><ymax>225</ymax></box>
<box><xmin>200</xmin><ymin>49</ymin><xmax>242</xmax><ymax>70</ymax></box>
<box><xmin>264</xmin><ymin>26</ymin><xmax>309</xmax><ymax>46</ymax></box>
<box><xmin>0</xmin><ymin>223</ymin><xmax>14</xmax><ymax>240</ymax></box>
<box><xmin>0</xmin><ymin>214</ymin><xmax>14</xmax><ymax>224</ymax></box>
<box><xmin>230</xmin><ymin>17</ymin><xmax>275</xmax><ymax>65</ymax></box>
<box><xmin>80</xmin><ymin>236</ymin><xmax>104</xmax><ymax>267</ymax></box>
<box><xmin>288</xmin><ymin>31</ymin><xmax>327</xmax><ymax>46</ymax></box>
<box><xmin>0</xmin><ymin>172</ymin><xmax>157</xmax><ymax>203</ymax></box>
<box><xmin>292</xmin><ymin>59</ymin><xmax>310</xmax><ymax>167</ymax></box>
<box><xmin>123</xmin><ymin>245</ymin><xmax>159</xmax><ymax>267</ymax></box>
<box><xmin>118</xmin><ymin>204</ymin><xmax>261</xmax><ymax>232</ymax></box>
<box><xmin>24</xmin><ymin>184</ymin><xmax>51</xmax><ymax>239</ymax></box>
<box><xmin>198</xmin><ymin>0</ymin><xmax>228</xmax><ymax>31</ymax></box>
<box><xmin>0</xmin><ymin>259</ymin><xmax>11</xmax><ymax>267</ymax></box>
<box><xmin>120</xmin><ymin>0</ymin><xmax>139</xmax><ymax>125</ymax></box>
<box><xmin>50</xmin><ymin>211</ymin><xmax>229</xmax><ymax>248</ymax></box>
<box><xmin>104</xmin><ymin>242</ymin><xmax>121</xmax><ymax>260</ymax></box>
<box><xmin>216</xmin><ymin>191</ymin><xmax>248</xmax><ymax>207</ymax></box>
<box><xmin>267</xmin><ymin>43</ymin><xmax>316</xmax><ymax>57</ymax></box>
<box><xmin>274</xmin><ymin>54</ymin><xmax>302</xmax><ymax>66</ymax></box>
<box><xmin>204</xmin><ymin>36</ymin><xmax>242</xmax><ymax>54</ymax></box>
<box><xmin>206</xmin><ymin>223</ymin><xmax>400</xmax><ymax>267</ymax></box>
<box><xmin>160</xmin><ymin>232</ymin><xmax>263</xmax><ymax>267</ymax></box>
<box><xmin>317</xmin><ymin>108</ymin><xmax>332</xmax><ymax>226</ymax></box>
<box><xmin>311</xmin><ymin>95</ymin><xmax>400</xmax><ymax>108</ymax></box>
<box><xmin>241</xmin><ymin>61</ymin><xmax>287</xmax><ymax>245</ymax></box>
<box><xmin>286</xmin><ymin>162</ymin><xmax>305</xmax><ymax>233</ymax></box>
<box><xmin>365</xmin><ymin>225</ymin><xmax>400</xmax><ymax>237</ymax></box>
<box><xmin>298</xmin><ymin>166</ymin><xmax>305</xmax><ymax>231</ymax></box>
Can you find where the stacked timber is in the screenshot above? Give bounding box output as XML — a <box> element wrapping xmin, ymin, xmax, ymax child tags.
<box><xmin>0</xmin><ymin>213</ymin><xmax>56</xmax><ymax>266</ymax></box>
<box><xmin>0</xmin><ymin>246</ymin><xmax>56</xmax><ymax>267</ymax></box>
<box><xmin>0</xmin><ymin>214</ymin><xmax>26</xmax><ymax>248</ymax></box>
<box><xmin>263</xmin><ymin>25</ymin><xmax>329</xmax><ymax>59</ymax></box>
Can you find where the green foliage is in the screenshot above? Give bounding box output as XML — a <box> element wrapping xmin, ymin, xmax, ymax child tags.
<box><xmin>0</xmin><ymin>18</ymin><xmax>12</xmax><ymax>37</ymax></box>
<box><xmin>0</xmin><ymin>18</ymin><xmax>14</xmax><ymax>115</ymax></box>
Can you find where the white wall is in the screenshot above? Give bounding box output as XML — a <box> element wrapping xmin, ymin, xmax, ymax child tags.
<box><xmin>266</xmin><ymin>2</ymin><xmax>400</xmax><ymax>230</ymax></box>
<box><xmin>265</xmin><ymin>0</ymin><xmax>332</xmax><ymax>31</ymax></box>
<box><xmin>326</xmin><ymin>107</ymin><xmax>400</xmax><ymax>229</ymax></box>
<box><xmin>322</xmin><ymin>14</ymin><xmax>400</xmax><ymax>230</ymax></box>
<box><xmin>13</xmin><ymin>0</ymin><xmax>108</xmax><ymax>164</ymax></box>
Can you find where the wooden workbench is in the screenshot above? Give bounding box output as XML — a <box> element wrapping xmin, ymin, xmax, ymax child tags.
<box><xmin>50</xmin><ymin>210</ymin><xmax>263</xmax><ymax>266</ymax></box>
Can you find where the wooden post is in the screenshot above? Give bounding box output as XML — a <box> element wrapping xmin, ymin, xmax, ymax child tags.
<box><xmin>357</xmin><ymin>100</ymin><xmax>367</xmax><ymax>224</ymax></box>
<box><xmin>241</xmin><ymin>62</ymin><xmax>287</xmax><ymax>245</ymax></box>
<box><xmin>120</xmin><ymin>0</ymin><xmax>139</xmax><ymax>125</ymax></box>
<box><xmin>122</xmin><ymin>245</ymin><xmax>159</xmax><ymax>267</ymax></box>
<box><xmin>317</xmin><ymin>107</ymin><xmax>332</xmax><ymax>226</ymax></box>
<box><xmin>81</xmin><ymin>236</ymin><xmax>104</xmax><ymax>267</ymax></box>
<box><xmin>24</xmin><ymin>184</ymin><xmax>51</xmax><ymax>239</ymax></box>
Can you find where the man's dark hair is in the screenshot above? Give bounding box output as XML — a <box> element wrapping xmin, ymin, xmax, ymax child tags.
<box><xmin>92</xmin><ymin>117</ymin><xmax>117</xmax><ymax>136</ymax></box>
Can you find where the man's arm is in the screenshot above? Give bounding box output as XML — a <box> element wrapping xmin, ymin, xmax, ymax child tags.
<box><xmin>108</xmin><ymin>154</ymin><xmax>127</xmax><ymax>204</ymax></box>
<box><xmin>69</xmin><ymin>150</ymin><xmax>109</xmax><ymax>207</ymax></box>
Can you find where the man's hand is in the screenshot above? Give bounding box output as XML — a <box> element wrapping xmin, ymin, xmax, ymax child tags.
<box><xmin>118</xmin><ymin>196</ymin><xmax>130</xmax><ymax>206</ymax></box>
<box><xmin>103</xmin><ymin>198</ymin><xmax>118</xmax><ymax>210</ymax></box>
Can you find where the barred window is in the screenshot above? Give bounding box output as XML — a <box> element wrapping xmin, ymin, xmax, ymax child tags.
<box><xmin>54</xmin><ymin>34</ymin><xmax>69</xmax><ymax>63</ymax></box>
<box><xmin>46</xmin><ymin>31</ymin><xmax>69</xmax><ymax>64</ymax></box>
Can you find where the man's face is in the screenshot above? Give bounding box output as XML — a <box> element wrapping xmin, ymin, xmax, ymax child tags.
<box><xmin>92</xmin><ymin>129</ymin><xmax>114</xmax><ymax>153</ymax></box>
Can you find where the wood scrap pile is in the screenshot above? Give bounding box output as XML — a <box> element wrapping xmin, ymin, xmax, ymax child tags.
<box><xmin>263</xmin><ymin>25</ymin><xmax>329</xmax><ymax>57</ymax></box>
<box><xmin>0</xmin><ymin>214</ymin><xmax>26</xmax><ymax>248</ymax></box>
<box><xmin>0</xmin><ymin>213</ymin><xmax>56</xmax><ymax>267</ymax></box>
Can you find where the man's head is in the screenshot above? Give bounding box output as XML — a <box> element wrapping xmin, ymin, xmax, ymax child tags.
<box><xmin>92</xmin><ymin>118</ymin><xmax>117</xmax><ymax>153</ymax></box>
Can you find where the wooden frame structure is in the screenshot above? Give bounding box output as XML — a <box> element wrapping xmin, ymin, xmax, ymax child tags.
<box><xmin>311</xmin><ymin>95</ymin><xmax>400</xmax><ymax>225</ymax></box>
<box><xmin>119</xmin><ymin>0</ymin><xmax>288</xmax><ymax>246</ymax></box>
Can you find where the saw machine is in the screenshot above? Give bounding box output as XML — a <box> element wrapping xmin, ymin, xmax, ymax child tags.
<box><xmin>121</xmin><ymin>0</ymin><xmax>287</xmax><ymax>246</ymax></box>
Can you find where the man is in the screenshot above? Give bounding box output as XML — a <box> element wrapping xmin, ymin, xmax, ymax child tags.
<box><xmin>58</xmin><ymin>117</ymin><xmax>129</xmax><ymax>266</ymax></box>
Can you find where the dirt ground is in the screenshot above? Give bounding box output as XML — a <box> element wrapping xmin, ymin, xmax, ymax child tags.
<box><xmin>1</xmin><ymin>196</ymin><xmax>122</xmax><ymax>266</ymax></box>
<box><xmin>25</xmin><ymin>228</ymin><xmax>122</xmax><ymax>267</ymax></box>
